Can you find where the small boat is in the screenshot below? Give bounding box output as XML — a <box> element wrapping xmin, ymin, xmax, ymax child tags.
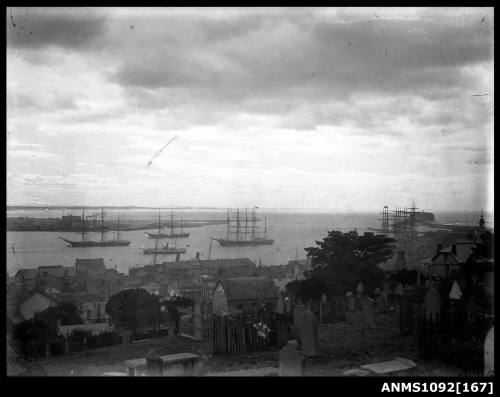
<box><xmin>144</xmin><ymin>210</ymin><xmax>189</xmax><ymax>239</ymax></box>
<box><xmin>143</xmin><ymin>242</ymin><xmax>186</xmax><ymax>255</ymax></box>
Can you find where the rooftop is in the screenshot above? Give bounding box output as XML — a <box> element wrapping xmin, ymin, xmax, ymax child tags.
<box><xmin>216</xmin><ymin>277</ymin><xmax>279</xmax><ymax>301</ymax></box>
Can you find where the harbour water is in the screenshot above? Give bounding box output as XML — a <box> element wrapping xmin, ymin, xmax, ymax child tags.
<box><xmin>6</xmin><ymin>209</ymin><xmax>491</xmax><ymax>276</ymax></box>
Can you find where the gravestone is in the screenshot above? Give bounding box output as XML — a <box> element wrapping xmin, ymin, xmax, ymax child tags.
<box><xmin>346</xmin><ymin>292</ymin><xmax>355</xmax><ymax>311</ymax></box>
<box><xmin>299</xmin><ymin>309</ymin><xmax>319</xmax><ymax>357</ymax></box>
<box><xmin>395</xmin><ymin>283</ymin><xmax>404</xmax><ymax>296</ymax></box>
<box><xmin>285</xmin><ymin>297</ymin><xmax>292</xmax><ymax>313</ymax></box>
<box><xmin>362</xmin><ymin>296</ymin><xmax>376</xmax><ymax>330</ymax></box>
<box><xmin>375</xmin><ymin>294</ymin><xmax>386</xmax><ymax>313</ymax></box>
<box><xmin>276</xmin><ymin>294</ymin><xmax>285</xmax><ymax>314</ymax></box>
<box><xmin>321</xmin><ymin>293</ymin><xmax>327</xmax><ymax>304</ymax></box>
<box><xmin>424</xmin><ymin>286</ymin><xmax>441</xmax><ymax>320</ymax></box>
<box><xmin>279</xmin><ymin>340</ymin><xmax>304</xmax><ymax>376</ymax></box>
<box><xmin>484</xmin><ymin>327</ymin><xmax>494</xmax><ymax>376</ymax></box>
<box><xmin>382</xmin><ymin>280</ymin><xmax>391</xmax><ymax>307</ymax></box>
<box><xmin>293</xmin><ymin>304</ymin><xmax>305</xmax><ymax>342</ymax></box>
<box><xmin>449</xmin><ymin>280</ymin><xmax>463</xmax><ymax>300</ymax></box>
<box><xmin>146</xmin><ymin>350</ymin><xmax>163</xmax><ymax>376</ymax></box>
<box><xmin>193</xmin><ymin>301</ymin><xmax>203</xmax><ymax>340</ymax></box>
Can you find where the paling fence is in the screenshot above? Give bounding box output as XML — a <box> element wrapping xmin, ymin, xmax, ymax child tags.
<box><xmin>400</xmin><ymin>296</ymin><xmax>494</xmax><ymax>375</ymax></box>
<box><xmin>14</xmin><ymin>330</ymin><xmax>122</xmax><ymax>359</ymax></box>
<box><xmin>308</xmin><ymin>297</ymin><xmax>346</xmax><ymax>323</ymax></box>
<box><xmin>212</xmin><ymin>311</ymin><xmax>293</xmax><ymax>355</ymax></box>
<box><xmin>417</xmin><ymin>312</ymin><xmax>494</xmax><ymax>376</ymax></box>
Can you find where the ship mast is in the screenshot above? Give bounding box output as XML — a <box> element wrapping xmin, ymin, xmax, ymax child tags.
<box><xmin>236</xmin><ymin>208</ymin><xmax>240</xmax><ymax>242</ymax></box>
<box><xmin>81</xmin><ymin>208</ymin><xmax>86</xmax><ymax>242</ymax></box>
<box><xmin>170</xmin><ymin>209</ymin><xmax>174</xmax><ymax>235</ymax></box>
<box><xmin>226</xmin><ymin>208</ymin><xmax>230</xmax><ymax>240</ymax></box>
<box><xmin>264</xmin><ymin>216</ymin><xmax>267</xmax><ymax>239</ymax></box>
<box><xmin>101</xmin><ymin>207</ymin><xmax>105</xmax><ymax>243</ymax></box>
<box><xmin>245</xmin><ymin>209</ymin><xmax>248</xmax><ymax>241</ymax></box>
<box><xmin>117</xmin><ymin>210</ymin><xmax>120</xmax><ymax>241</ymax></box>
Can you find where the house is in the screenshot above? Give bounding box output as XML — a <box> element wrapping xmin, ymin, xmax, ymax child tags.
<box><xmin>429</xmin><ymin>240</ymin><xmax>476</xmax><ymax>279</ymax></box>
<box><xmin>14</xmin><ymin>265</ymin><xmax>76</xmax><ymax>292</ymax></box>
<box><xmin>212</xmin><ymin>277</ymin><xmax>280</xmax><ymax>313</ymax></box>
<box><xmin>141</xmin><ymin>281</ymin><xmax>160</xmax><ymax>296</ymax></box>
<box><xmin>75</xmin><ymin>258</ymin><xmax>125</xmax><ymax>298</ymax></box>
<box><xmin>81</xmin><ymin>300</ymin><xmax>109</xmax><ymax>323</ymax></box>
<box><xmin>19</xmin><ymin>292</ymin><xmax>57</xmax><ymax>321</ymax></box>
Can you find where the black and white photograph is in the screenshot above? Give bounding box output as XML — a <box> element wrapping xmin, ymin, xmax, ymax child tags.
<box><xmin>6</xmin><ymin>7</ymin><xmax>494</xmax><ymax>378</ymax></box>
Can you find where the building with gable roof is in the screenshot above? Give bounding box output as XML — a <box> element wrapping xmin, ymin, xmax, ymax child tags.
<box><xmin>211</xmin><ymin>277</ymin><xmax>280</xmax><ymax>313</ymax></box>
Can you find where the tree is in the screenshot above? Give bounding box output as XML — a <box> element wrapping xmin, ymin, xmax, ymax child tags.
<box><xmin>305</xmin><ymin>230</ymin><xmax>395</xmax><ymax>296</ymax></box>
<box><xmin>106</xmin><ymin>289</ymin><xmax>160</xmax><ymax>332</ymax></box>
<box><xmin>285</xmin><ymin>278</ymin><xmax>329</xmax><ymax>302</ymax></box>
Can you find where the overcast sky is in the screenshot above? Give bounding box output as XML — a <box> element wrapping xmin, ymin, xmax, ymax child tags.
<box><xmin>7</xmin><ymin>7</ymin><xmax>494</xmax><ymax>211</ymax></box>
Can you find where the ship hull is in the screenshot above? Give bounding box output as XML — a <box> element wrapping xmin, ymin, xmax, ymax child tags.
<box><xmin>142</xmin><ymin>248</ymin><xmax>186</xmax><ymax>255</ymax></box>
<box><xmin>213</xmin><ymin>238</ymin><xmax>274</xmax><ymax>247</ymax></box>
<box><xmin>61</xmin><ymin>239</ymin><xmax>131</xmax><ymax>247</ymax></box>
<box><xmin>144</xmin><ymin>232</ymin><xmax>190</xmax><ymax>239</ymax></box>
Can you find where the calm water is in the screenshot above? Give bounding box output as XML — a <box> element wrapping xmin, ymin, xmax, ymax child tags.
<box><xmin>6</xmin><ymin>209</ymin><xmax>492</xmax><ymax>276</ymax></box>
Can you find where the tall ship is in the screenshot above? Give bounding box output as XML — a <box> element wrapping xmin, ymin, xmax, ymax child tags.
<box><xmin>144</xmin><ymin>210</ymin><xmax>189</xmax><ymax>239</ymax></box>
<box><xmin>143</xmin><ymin>210</ymin><xmax>187</xmax><ymax>255</ymax></box>
<box><xmin>59</xmin><ymin>208</ymin><xmax>131</xmax><ymax>247</ymax></box>
<box><xmin>212</xmin><ymin>208</ymin><xmax>274</xmax><ymax>246</ymax></box>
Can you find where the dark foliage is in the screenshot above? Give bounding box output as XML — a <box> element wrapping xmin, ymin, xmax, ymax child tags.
<box><xmin>305</xmin><ymin>230</ymin><xmax>395</xmax><ymax>296</ymax></box>
<box><xmin>106</xmin><ymin>289</ymin><xmax>160</xmax><ymax>332</ymax></box>
<box><xmin>390</xmin><ymin>269</ymin><xmax>418</xmax><ymax>286</ymax></box>
<box><xmin>285</xmin><ymin>278</ymin><xmax>329</xmax><ymax>302</ymax></box>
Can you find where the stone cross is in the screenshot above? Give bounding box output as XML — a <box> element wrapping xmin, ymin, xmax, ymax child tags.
<box><xmin>484</xmin><ymin>327</ymin><xmax>494</xmax><ymax>376</ymax></box>
<box><xmin>293</xmin><ymin>304</ymin><xmax>305</xmax><ymax>342</ymax></box>
<box><xmin>362</xmin><ymin>296</ymin><xmax>377</xmax><ymax>330</ymax></box>
<box><xmin>424</xmin><ymin>286</ymin><xmax>441</xmax><ymax>320</ymax></box>
<box><xmin>279</xmin><ymin>340</ymin><xmax>304</xmax><ymax>376</ymax></box>
<box><xmin>299</xmin><ymin>309</ymin><xmax>319</xmax><ymax>357</ymax></box>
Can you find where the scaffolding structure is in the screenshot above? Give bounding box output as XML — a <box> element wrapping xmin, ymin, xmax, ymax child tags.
<box><xmin>379</xmin><ymin>205</ymin><xmax>390</xmax><ymax>237</ymax></box>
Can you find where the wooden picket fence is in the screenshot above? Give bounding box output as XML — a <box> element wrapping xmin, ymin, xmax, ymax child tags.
<box><xmin>417</xmin><ymin>312</ymin><xmax>494</xmax><ymax>375</ymax></box>
<box><xmin>310</xmin><ymin>298</ymin><xmax>346</xmax><ymax>323</ymax></box>
<box><xmin>212</xmin><ymin>311</ymin><xmax>292</xmax><ymax>355</ymax></box>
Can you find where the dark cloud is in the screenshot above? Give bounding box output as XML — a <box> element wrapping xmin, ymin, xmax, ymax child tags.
<box><xmin>7</xmin><ymin>7</ymin><xmax>108</xmax><ymax>49</ymax></box>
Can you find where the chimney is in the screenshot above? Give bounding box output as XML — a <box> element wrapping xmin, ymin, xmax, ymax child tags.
<box><xmin>436</xmin><ymin>243</ymin><xmax>443</xmax><ymax>254</ymax></box>
<box><xmin>175</xmin><ymin>254</ymin><xmax>180</xmax><ymax>262</ymax></box>
<box><xmin>196</xmin><ymin>252</ymin><xmax>200</xmax><ymax>260</ymax></box>
<box><xmin>451</xmin><ymin>244</ymin><xmax>457</xmax><ymax>255</ymax></box>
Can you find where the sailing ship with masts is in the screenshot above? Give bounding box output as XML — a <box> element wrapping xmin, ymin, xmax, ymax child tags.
<box><xmin>143</xmin><ymin>209</ymin><xmax>187</xmax><ymax>255</ymax></box>
<box><xmin>211</xmin><ymin>208</ymin><xmax>274</xmax><ymax>246</ymax></box>
<box><xmin>144</xmin><ymin>209</ymin><xmax>189</xmax><ymax>239</ymax></box>
<box><xmin>59</xmin><ymin>208</ymin><xmax>131</xmax><ymax>247</ymax></box>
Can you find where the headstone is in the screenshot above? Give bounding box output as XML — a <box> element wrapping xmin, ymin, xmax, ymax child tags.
<box><xmin>279</xmin><ymin>340</ymin><xmax>304</xmax><ymax>376</ymax></box>
<box><xmin>362</xmin><ymin>296</ymin><xmax>376</xmax><ymax>330</ymax></box>
<box><xmin>321</xmin><ymin>293</ymin><xmax>327</xmax><ymax>304</ymax></box>
<box><xmin>292</xmin><ymin>304</ymin><xmax>305</xmax><ymax>342</ymax></box>
<box><xmin>382</xmin><ymin>280</ymin><xmax>390</xmax><ymax>307</ymax></box>
<box><xmin>299</xmin><ymin>310</ymin><xmax>319</xmax><ymax>357</ymax></box>
<box><xmin>194</xmin><ymin>302</ymin><xmax>202</xmax><ymax>340</ymax></box>
<box><xmin>449</xmin><ymin>280</ymin><xmax>463</xmax><ymax>300</ymax></box>
<box><xmin>346</xmin><ymin>292</ymin><xmax>355</xmax><ymax>311</ymax></box>
<box><xmin>146</xmin><ymin>350</ymin><xmax>163</xmax><ymax>376</ymax></box>
<box><xmin>285</xmin><ymin>297</ymin><xmax>292</xmax><ymax>313</ymax></box>
<box><xmin>484</xmin><ymin>327</ymin><xmax>494</xmax><ymax>376</ymax></box>
<box><xmin>375</xmin><ymin>294</ymin><xmax>386</xmax><ymax>313</ymax></box>
<box><xmin>395</xmin><ymin>283</ymin><xmax>404</xmax><ymax>296</ymax></box>
<box><xmin>276</xmin><ymin>294</ymin><xmax>285</xmax><ymax>314</ymax></box>
<box><xmin>424</xmin><ymin>286</ymin><xmax>441</xmax><ymax>320</ymax></box>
